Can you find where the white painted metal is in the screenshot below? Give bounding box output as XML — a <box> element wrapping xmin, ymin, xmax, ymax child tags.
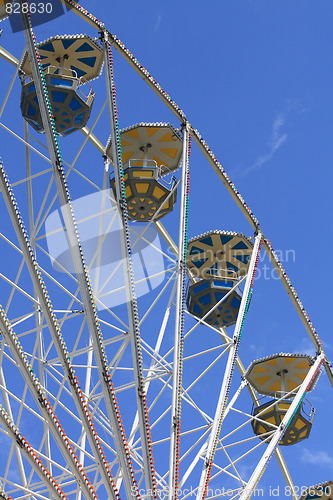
<box><xmin>18</xmin><ymin>8</ymin><xmax>137</xmax><ymax>499</ymax></box>
<box><xmin>0</xmin><ymin>311</ymin><xmax>98</xmax><ymax>500</ymax></box>
<box><xmin>239</xmin><ymin>353</ymin><xmax>324</xmax><ymax>500</ymax></box>
<box><xmin>0</xmin><ymin>369</ymin><xmax>27</xmax><ymax>490</ymax></box>
<box><xmin>102</xmin><ymin>29</ymin><xmax>156</xmax><ymax>499</ymax></box>
<box><xmin>0</xmin><ymin>155</ymin><xmax>119</xmax><ymax>499</ymax></box>
<box><xmin>0</xmin><ymin>3</ymin><xmax>326</xmax><ymax>498</ymax></box>
<box><xmin>196</xmin><ymin>233</ymin><xmax>262</xmax><ymax>500</ymax></box>
<box><xmin>168</xmin><ymin>126</ymin><xmax>189</xmax><ymax>500</ymax></box>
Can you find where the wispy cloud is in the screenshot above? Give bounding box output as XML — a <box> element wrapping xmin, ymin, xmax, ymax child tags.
<box><xmin>294</xmin><ymin>336</ymin><xmax>331</xmax><ymax>357</ymax></box>
<box><xmin>301</xmin><ymin>448</ymin><xmax>333</xmax><ymax>469</ymax></box>
<box><xmin>294</xmin><ymin>337</ymin><xmax>316</xmax><ymax>357</ymax></box>
<box><xmin>240</xmin><ymin>111</ymin><xmax>288</xmax><ymax>176</ymax></box>
<box><xmin>153</xmin><ymin>13</ymin><xmax>162</xmax><ymax>32</ymax></box>
<box><xmin>237</xmin><ymin>463</ymin><xmax>254</xmax><ymax>480</ymax></box>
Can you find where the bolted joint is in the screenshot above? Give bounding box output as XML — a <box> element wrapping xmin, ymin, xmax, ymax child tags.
<box><xmin>38</xmin><ymin>397</ymin><xmax>46</xmax><ymax>408</ymax></box>
<box><xmin>178</xmin><ymin>259</ymin><xmax>186</xmax><ymax>271</ymax></box>
<box><xmin>16</xmin><ymin>439</ymin><xmax>24</xmax><ymax>449</ymax></box>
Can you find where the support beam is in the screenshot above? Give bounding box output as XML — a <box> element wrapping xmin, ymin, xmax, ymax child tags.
<box><xmin>0</xmin><ymin>369</ymin><xmax>27</xmax><ymax>490</ymax></box>
<box><xmin>0</xmin><ymin>405</ymin><xmax>69</xmax><ymax>500</ymax></box>
<box><xmin>58</xmin><ymin>0</ymin><xmax>333</xmax><ymax>388</ymax></box>
<box><xmin>168</xmin><ymin>126</ymin><xmax>190</xmax><ymax>500</ymax></box>
<box><xmin>0</xmin><ymin>161</ymin><xmax>119</xmax><ymax>500</ymax></box>
<box><xmin>239</xmin><ymin>353</ymin><xmax>324</xmax><ymax>500</ymax></box>
<box><xmin>0</xmin><ymin>45</ymin><xmax>18</xmax><ymax>66</ymax></box>
<box><xmin>197</xmin><ymin>233</ymin><xmax>262</xmax><ymax>500</ymax></box>
<box><xmin>18</xmin><ymin>7</ymin><xmax>138</xmax><ymax>498</ymax></box>
<box><xmin>102</xmin><ymin>30</ymin><xmax>156</xmax><ymax>499</ymax></box>
<box><xmin>24</xmin><ymin>118</ymin><xmax>53</xmax><ymax>473</ymax></box>
<box><xmin>0</xmin><ymin>309</ymin><xmax>99</xmax><ymax>500</ymax></box>
<box><xmin>80</xmin><ymin>126</ymin><xmax>106</xmax><ymax>155</ymax></box>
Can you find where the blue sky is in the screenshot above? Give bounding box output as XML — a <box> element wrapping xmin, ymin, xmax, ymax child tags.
<box><xmin>0</xmin><ymin>0</ymin><xmax>333</xmax><ymax>497</ymax></box>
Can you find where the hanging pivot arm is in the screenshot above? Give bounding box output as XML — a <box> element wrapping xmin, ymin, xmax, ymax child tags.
<box><xmin>168</xmin><ymin>126</ymin><xmax>190</xmax><ymax>500</ymax></box>
<box><xmin>102</xmin><ymin>29</ymin><xmax>157</xmax><ymax>499</ymax></box>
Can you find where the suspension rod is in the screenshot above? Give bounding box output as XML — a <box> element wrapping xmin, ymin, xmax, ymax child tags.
<box><xmin>0</xmin><ymin>308</ymin><xmax>99</xmax><ymax>500</ymax></box>
<box><xmin>196</xmin><ymin>233</ymin><xmax>262</xmax><ymax>500</ymax></box>
<box><xmin>56</xmin><ymin>0</ymin><xmax>333</xmax><ymax>388</ymax></box>
<box><xmin>102</xmin><ymin>30</ymin><xmax>156</xmax><ymax>499</ymax></box>
<box><xmin>239</xmin><ymin>353</ymin><xmax>324</xmax><ymax>500</ymax></box>
<box><xmin>0</xmin><ymin>160</ymin><xmax>119</xmax><ymax>500</ymax></box>
<box><xmin>168</xmin><ymin>126</ymin><xmax>190</xmax><ymax>500</ymax></box>
<box><xmin>18</xmin><ymin>6</ymin><xmax>139</xmax><ymax>498</ymax></box>
<box><xmin>0</xmin><ymin>404</ymin><xmax>70</xmax><ymax>500</ymax></box>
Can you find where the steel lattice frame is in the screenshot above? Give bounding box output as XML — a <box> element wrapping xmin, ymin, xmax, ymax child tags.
<box><xmin>0</xmin><ymin>2</ymin><xmax>331</xmax><ymax>500</ymax></box>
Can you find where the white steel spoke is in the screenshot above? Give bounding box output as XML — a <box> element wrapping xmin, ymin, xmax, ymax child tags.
<box><xmin>103</xmin><ymin>30</ymin><xmax>155</xmax><ymax>498</ymax></box>
<box><xmin>0</xmin><ymin>121</ymin><xmax>51</xmax><ymax>163</ymax></box>
<box><xmin>168</xmin><ymin>125</ymin><xmax>190</xmax><ymax>500</ymax></box>
<box><xmin>0</xmin><ymin>4</ymin><xmax>327</xmax><ymax>500</ymax></box>
<box><xmin>4</xmin><ymin>257</ymin><xmax>25</xmax><ymax>313</ymax></box>
<box><xmin>0</xmin><ymin>158</ymin><xmax>123</xmax><ymax>499</ymax></box>
<box><xmin>197</xmin><ymin>233</ymin><xmax>262</xmax><ymax>500</ymax></box>
<box><xmin>70</xmin><ymin>99</ymin><xmax>108</xmax><ymax>169</ymax></box>
<box><xmin>0</xmin><ymin>368</ymin><xmax>27</xmax><ymax>488</ymax></box>
<box><xmin>239</xmin><ymin>354</ymin><xmax>324</xmax><ymax>499</ymax></box>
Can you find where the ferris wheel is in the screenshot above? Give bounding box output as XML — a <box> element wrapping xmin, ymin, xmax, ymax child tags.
<box><xmin>0</xmin><ymin>2</ymin><xmax>332</xmax><ymax>500</ymax></box>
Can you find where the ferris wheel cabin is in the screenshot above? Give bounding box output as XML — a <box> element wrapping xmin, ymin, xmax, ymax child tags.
<box><xmin>19</xmin><ymin>34</ymin><xmax>103</xmax><ymax>136</ymax></box>
<box><xmin>107</xmin><ymin>123</ymin><xmax>183</xmax><ymax>222</ymax></box>
<box><xmin>186</xmin><ymin>278</ymin><xmax>242</xmax><ymax>328</ymax></box>
<box><xmin>20</xmin><ymin>72</ymin><xmax>95</xmax><ymax>136</ymax></box>
<box><xmin>299</xmin><ymin>481</ymin><xmax>333</xmax><ymax>500</ymax></box>
<box><xmin>245</xmin><ymin>353</ymin><xmax>319</xmax><ymax>446</ymax></box>
<box><xmin>186</xmin><ymin>231</ymin><xmax>253</xmax><ymax>327</ymax></box>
